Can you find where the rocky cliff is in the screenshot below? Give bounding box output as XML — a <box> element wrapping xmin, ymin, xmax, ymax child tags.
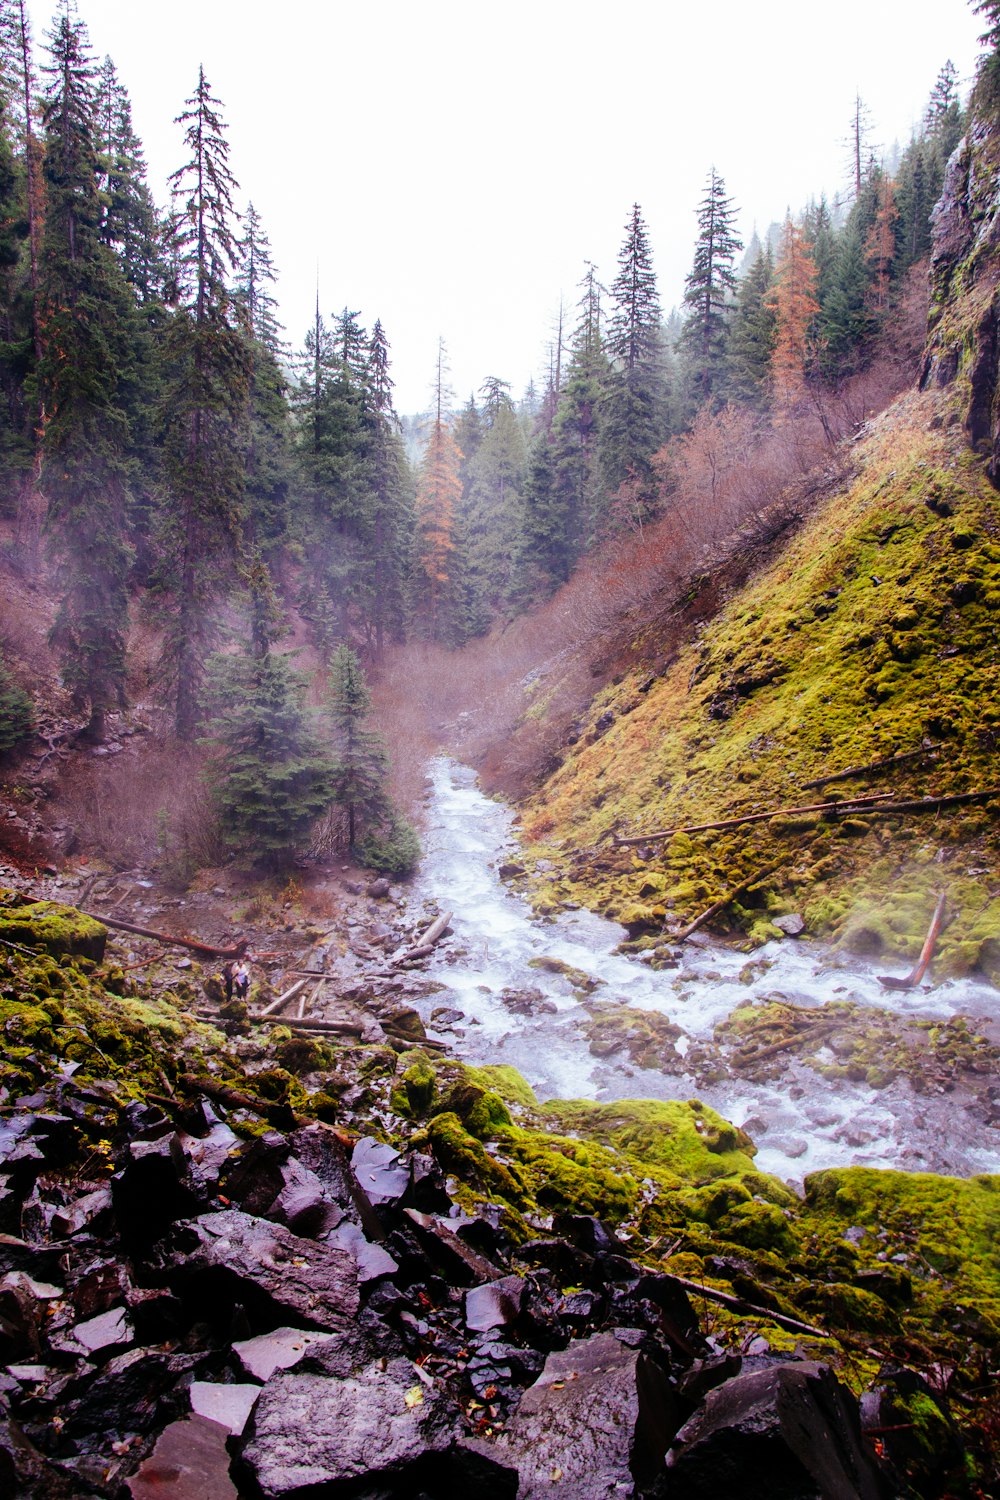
<box><xmin>922</xmin><ymin>105</ymin><xmax>1000</xmax><ymax>483</ymax></box>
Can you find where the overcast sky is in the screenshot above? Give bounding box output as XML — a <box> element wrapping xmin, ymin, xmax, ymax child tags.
<box><xmin>32</xmin><ymin>0</ymin><xmax>986</xmax><ymax>414</ymax></box>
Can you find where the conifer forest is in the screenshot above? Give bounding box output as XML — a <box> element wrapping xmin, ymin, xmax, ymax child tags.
<box><xmin>3</xmin><ymin>1</ymin><xmax>1000</xmax><ymax>1495</ymax></box>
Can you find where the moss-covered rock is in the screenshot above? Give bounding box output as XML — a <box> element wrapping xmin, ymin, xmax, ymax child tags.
<box><xmin>0</xmin><ymin>890</ymin><xmax>107</xmax><ymax>962</ymax></box>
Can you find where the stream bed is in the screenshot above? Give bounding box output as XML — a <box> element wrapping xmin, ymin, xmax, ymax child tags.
<box><xmin>408</xmin><ymin>759</ymin><xmax>1000</xmax><ymax>1185</ymax></box>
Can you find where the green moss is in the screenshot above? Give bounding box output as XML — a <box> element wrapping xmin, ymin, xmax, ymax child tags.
<box><xmin>540</xmin><ymin>1097</ymin><xmax>759</xmax><ymax>1187</ymax></box>
<box><xmin>464</xmin><ymin>1063</ymin><xmax>538</xmax><ymax>1109</ymax></box>
<box><xmin>508</xmin><ymin>1128</ymin><xmax>637</xmax><ymax>1221</ymax></box>
<box><xmin>426</xmin><ymin>1112</ymin><xmax>527</xmax><ymax>1202</ymax></box>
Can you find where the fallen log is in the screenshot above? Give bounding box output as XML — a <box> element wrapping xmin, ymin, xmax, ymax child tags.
<box><xmin>878</xmin><ymin>890</ymin><xmax>948</xmax><ymax>992</ymax></box>
<box><xmin>663</xmin><ymin>1272</ymin><xmax>830</xmax><ymax>1340</ymax></box>
<box><xmin>195</xmin><ymin>1009</ymin><xmax>364</xmax><ymax>1037</ymax></box>
<box><xmin>611</xmin><ymin>786</ymin><xmax>1000</xmax><ymax>847</ymax></box>
<box><xmin>393</xmin><ymin>910</ymin><xmax>453</xmax><ymax>965</ymax></box>
<box><xmin>259</xmin><ymin>977</ymin><xmax>309</xmax><ymax>1017</ymax></box>
<box><xmin>612</xmin><ymin>792</ymin><xmax>895</xmax><ymax>846</ymax></box>
<box><xmin>733</xmin><ymin>1020</ymin><xmax>838</xmax><ymax>1066</ymax></box>
<box><xmin>669</xmin><ymin>861</ymin><xmax>784</xmax><ymax>942</ymax></box>
<box><xmin>800</xmin><ymin>744</ymin><xmax>941</xmax><ymax>792</ymax></box>
<box><xmin>80</xmin><ymin>908</ymin><xmax>245</xmax><ymax>959</ymax></box>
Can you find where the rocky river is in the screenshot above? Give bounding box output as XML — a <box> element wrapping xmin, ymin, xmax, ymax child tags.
<box><xmin>406</xmin><ymin>759</ymin><xmax>1000</xmax><ymax>1185</ymax></box>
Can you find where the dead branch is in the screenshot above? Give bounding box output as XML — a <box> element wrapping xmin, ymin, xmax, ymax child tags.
<box><xmin>668</xmin><ymin>861</ymin><xmax>785</xmax><ymax>942</ymax></box>
<box><xmin>393</xmin><ymin>910</ymin><xmax>453</xmax><ymax>965</ymax></box>
<box><xmin>662</xmin><ymin>1272</ymin><xmax>830</xmax><ymax>1340</ymax></box>
<box><xmin>82</xmin><ymin>908</ymin><xmax>245</xmax><ymax>959</ymax></box>
<box><xmin>733</xmin><ymin>1020</ymin><xmax>838</xmax><ymax>1066</ymax></box>
<box><xmin>800</xmin><ymin>743</ymin><xmax>941</xmax><ymax>791</ymax></box>
<box><xmin>259</xmin><ymin>978</ymin><xmax>310</xmax><ymax>1017</ymax></box>
<box><xmin>612</xmin><ymin>786</ymin><xmax>1000</xmax><ymax>847</ymax></box>
<box><xmin>878</xmin><ymin>890</ymin><xmax>948</xmax><ymax>991</ymax></box>
<box><xmin>612</xmin><ymin>792</ymin><xmax>895</xmax><ymax>846</ymax></box>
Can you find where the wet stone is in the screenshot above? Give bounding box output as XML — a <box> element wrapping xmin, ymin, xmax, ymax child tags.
<box><xmin>325</xmin><ymin>1218</ymin><xmax>399</xmax><ymax>1283</ymax></box>
<box><xmin>166</xmin><ymin>1209</ymin><xmax>360</xmax><ymax>1333</ymax></box>
<box><xmin>664</xmin><ymin>1360</ymin><xmax>884</xmax><ymax>1500</ymax></box>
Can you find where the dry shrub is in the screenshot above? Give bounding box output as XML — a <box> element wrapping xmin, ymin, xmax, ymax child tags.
<box><xmin>59</xmin><ymin>739</ymin><xmax>224</xmax><ymax>876</ymax></box>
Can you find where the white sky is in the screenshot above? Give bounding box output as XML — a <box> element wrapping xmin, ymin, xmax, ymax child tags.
<box><xmin>33</xmin><ymin>0</ymin><xmax>985</xmax><ymax>414</ymax></box>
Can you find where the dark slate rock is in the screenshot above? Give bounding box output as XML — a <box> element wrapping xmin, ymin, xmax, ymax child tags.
<box><xmin>189</xmin><ymin>1380</ymin><xmax>260</xmax><ymax>1434</ymax></box>
<box><xmin>112</xmin><ymin>1133</ymin><xmax>199</xmax><ymax>1250</ymax></box>
<box><xmin>177</xmin><ymin>1118</ymin><xmax>240</xmax><ymax>1198</ymax></box>
<box><xmin>166</xmin><ymin>1209</ymin><xmax>359</xmax><ymax>1334</ymax></box>
<box><xmin>219</xmin><ymin>1132</ymin><xmax>292</xmax><ymax>1217</ymax></box>
<box><xmin>127</xmin><ymin>1413</ymin><xmax>238</xmax><ymax>1500</ymax></box>
<box><xmin>403</xmin><ymin>1208</ymin><xmax>503</xmax><ymax>1285</ymax></box>
<box><xmin>50</xmin><ymin>1185</ymin><xmax>113</xmax><ymax>1238</ymax></box>
<box><xmin>464</xmin><ymin>1276</ymin><xmax>526</xmax><ymax>1333</ymax></box>
<box><xmin>491</xmin><ymin>1330</ymin><xmax>680</xmax><ymax>1498</ymax></box>
<box><xmin>235</xmin><ymin>1353</ymin><xmax>516</xmax><ymax>1499</ymax></box>
<box><xmin>232</xmin><ymin>1327</ymin><xmax>332</xmax><ymax>1383</ymax></box>
<box><xmin>860</xmin><ymin>1367</ymin><xmax>965</xmax><ymax>1497</ymax></box>
<box><xmin>662</xmin><ymin>1360</ymin><xmax>886</xmax><ymax>1499</ymax></box>
<box><xmin>0</xmin><ymin>1410</ymin><xmax>83</xmax><ymax>1499</ymax></box>
<box><xmin>352</xmin><ymin>1137</ymin><xmax>410</xmax><ymax>1206</ymax></box>
<box><xmin>325</xmin><ymin>1218</ymin><xmax>398</xmax><ymax>1283</ymax></box>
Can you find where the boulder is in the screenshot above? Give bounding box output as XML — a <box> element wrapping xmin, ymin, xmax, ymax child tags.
<box><xmin>166</xmin><ymin>1209</ymin><xmax>359</xmax><ymax>1334</ymax></box>
<box><xmin>128</xmin><ymin>1414</ymin><xmax>238</xmax><ymax>1500</ymax></box>
<box><xmin>492</xmin><ymin>1330</ymin><xmax>680</xmax><ymax>1498</ymax></box>
<box><xmin>662</xmin><ymin>1360</ymin><xmax>885</xmax><ymax>1498</ymax></box>
<box><xmin>235</xmin><ymin>1351</ymin><xmax>517</xmax><ymax>1499</ymax></box>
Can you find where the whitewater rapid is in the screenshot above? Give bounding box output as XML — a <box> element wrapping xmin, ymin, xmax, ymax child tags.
<box><xmin>407</xmin><ymin>760</ymin><xmax>1000</xmax><ymax>1185</ymax></box>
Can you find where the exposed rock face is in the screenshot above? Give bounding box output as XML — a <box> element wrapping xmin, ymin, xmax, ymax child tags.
<box><xmin>922</xmin><ymin>114</ymin><xmax>1000</xmax><ymax>483</ymax></box>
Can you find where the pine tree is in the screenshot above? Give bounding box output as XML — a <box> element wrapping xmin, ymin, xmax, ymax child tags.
<box><xmin>203</xmin><ymin>647</ymin><xmax>334</xmax><ymax>866</ymax></box>
<box><xmin>865</xmin><ymin>174</ymin><xmax>899</xmax><ymax>313</ymax></box>
<box><xmin>726</xmin><ymin>242</ymin><xmax>775</xmax><ymax>404</ymax></box>
<box><xmin>233</xmin><ymin>202</ymin><xmax>291</xmax><ymax>554</ymax></box>
<box><xmin>327</xmin><ymin>644</ymin><xmax>418</xmax><ymax>873</ymax></box>
<box><xmin>327</xmin><ymin>643</ymin><xmax>385</xmax><ymax>848</ymax></box>
<box><xmin>462</xmin><ymin>377</ymin><xmax>527</xmax><ymax>612</ymax></box>
<box><xmin>0</xmin><ymin>84</ymin><xmax>30</xmax><ymax>488</ymax></box>
<box><xmin>767</xmin><ymin>216</ymin><xmax>819</xmax><ymax>406</ymax></box>
<box><xmin>680</xmin><ymin>167</ymin><xmax>743</xmax><ymax>410</ymax></box>
<box><xmin>95</xmin><ymin>61</ymin><xmax>162</xmax><ymax>301</ymax></box>
<box><xmin>600</xmin><ymin>204</ymin><xmax>664</xmax><ymax>505</ymax></box>
<box><xmin>413</xmin><ymin>341</ymin><xmax>464</xmax><ymax>639</ymax></box>
<box><xmin>37</xmin><ymin>6</ymin><xmax>134</xmax><ymax>740</ymax></box>
<box><xmin>0</xmin><ymin>0</ymin><xmax>41</xmax><ymax>350</ymax></box>
<box><xmin>160</xmin><ymin>67</ymin><xmax>251</xmax><ymax>740</ymax></box>
<box><xmin>363</xmin><ymin>318</ymin><xmax>413</xmax><ymax>657</ymax></box>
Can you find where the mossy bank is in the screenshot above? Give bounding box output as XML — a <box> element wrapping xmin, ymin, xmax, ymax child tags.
<box><xmin>516</xmin><ymin>391</ymin><xmax>1000</xmax><ymax>981</ymax></box>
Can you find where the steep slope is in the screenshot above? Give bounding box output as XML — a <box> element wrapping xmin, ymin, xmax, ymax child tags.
<box><xmin>517</xmin><ymin>387</ymin><xmax>1000</xmax><ymax>980</ymax></box>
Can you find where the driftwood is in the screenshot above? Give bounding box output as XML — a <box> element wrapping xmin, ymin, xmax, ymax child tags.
<box><xmin>878</xmin><ymin>891</ymin><xmax>948</xmax><ymax>992</ymax></box>
<box><xmin>394</xmin><ymin>910</ymin><xmax>452</xmax><ymax>965</ymax></box>
<box><xmin>259</xmin><ymin>978</ymin><xmax>310</xmax><ymax>1018</ymax></box>
<box><xmin>80</xmin><ymin>908</ymin><xmax>245</xmax><ymax>960</ymax></box>
<box><xmin>663</xmin><ymin>1272</ymin><xmax>829</xmax><ymax>1340</ymax></box>
<box><xmin>669</xmin><ymin>861</ymin><xmax>784</xmax><ymax>942</ymax></box>
<box><xmin>800</xmin><ymin>744</ymin><xmax>941</xmax><ymax>792</ymax></box>
<box><xmin>734</xmin><ymin>1020</ymin><xmax>838</xmax><ymax>1066</ymax></box>
<box><xmin>611</xmin><ymin>786</ymin><xmax>1000</xmax><ymax>848</ymax></box>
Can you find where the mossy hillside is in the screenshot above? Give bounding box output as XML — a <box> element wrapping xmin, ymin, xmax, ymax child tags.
<box><xmin>518</xmin><ymin>395</ymin><xmax>1000</xmax><ymax>974</ymax></box>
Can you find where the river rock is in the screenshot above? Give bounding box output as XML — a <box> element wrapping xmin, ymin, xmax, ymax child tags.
<box><xmin>773</xmin><ymin>914</ymin><xmax>805</xmax><ymax>936</ymax></box>
<box><xmin>232</xmin><ymin>1327</ymin><xmax>331</xmax><ymax>1383</ymax></box>
<box><xmin>491</xmin><ymin>1330</ymin><xmax>680</xmax><ymax>1498</ymax></box>
<box><xmin>662</xmin><ymin>1360</ymin><xmax>884</xmax><ymax>1498</ymax></box>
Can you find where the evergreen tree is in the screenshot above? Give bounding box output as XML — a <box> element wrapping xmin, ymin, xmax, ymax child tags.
<box><xmin>599</xmin><ymin>203</ymin><xmax>664</xmax><ymax>504</ymax></box>
<box><xmin>203</xmin><ymin>647</ymin><xmax>334</xmax><ymax>866</ymax></box>
<box><xmin>819</xmin><ymin>222</ymin><xmax>874</xmax><ymax>375</ymax></box>
<box><xmin>37</xmin><ymin>6</ymin><xmax>135</xmax><ymax>739</ymax></box>
<box><xmin>0</xmin><ymin>0</ymin><xmax>41</xmax><ymax>350</ymax></box>
<box><xmin>160</xmin><ymin>67</ymin><xmax>251</xmax><ymax>740</ymax></box>
<box><xmin>413</xmin><ymin>341</ymin><xmax>465</xmax><ymax>640</ymax></box>
<box><xmin>327</xmin><ymin>643</ymin><xmax>397</xmax><ymax>855</ymax></box>
<box><xmin>725</xmin><ymin>242</ymin><xmax>775</xmax><ymax>404</ymax></box>
<box><xmin>0</xmin><ymin>84</ymin><xmax>30</xmax><ymax>491</ymax></box>
<box><xmin>235</xmin><ymin>202</ymin><xmax>291</xmax><ymax>554</ymax></box>
<box><xmin>327</xmin><ymin>643</ymin><xmax>418</xmax><ymax>873</ymax></box>
<box><xmin>680</xmin><ymin>167</ymin><xmax>743</xmax><ymax>410</ymax></box>
<box><xmin>0</xmin><ymin>646</ymin><xmax>33</xmax><ymax>752</ymax></box>
<box><xmin>363</xmin><ymin>318</ymin><xmax>413</xmax><ymax>657</ymax></box>
<box><xmin>96</xmin><ymin>64</ymin><xmax>162</xmax><ymax>302</ymax></box>
<box><xmin>462</xmin><ymin>376</ymin><xmax>527</xmax><ymax>612</ymax></box>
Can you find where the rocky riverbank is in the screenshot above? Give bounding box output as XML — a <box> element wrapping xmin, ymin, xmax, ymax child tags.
<box><xmin>1</xmin><ymin>886</ymin><xmax>999</xmax><ymax>1496</ymax></box>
